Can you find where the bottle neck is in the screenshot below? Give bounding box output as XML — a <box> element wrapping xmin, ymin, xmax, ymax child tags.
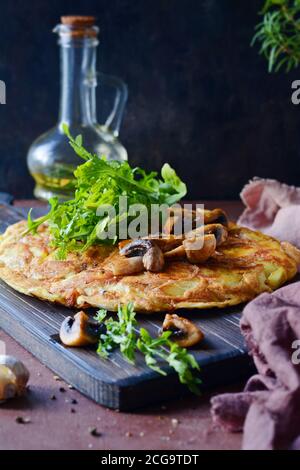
<box><xmin>58</xmin><ymin>39</ymin><xmax>98</xmax><ymax>126</ymax></box>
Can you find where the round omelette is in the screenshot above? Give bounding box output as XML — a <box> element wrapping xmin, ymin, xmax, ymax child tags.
<box><xmin>0</xmin><ymin>220</ymin><xmax>299</xmax><ymax>313</ymax></box>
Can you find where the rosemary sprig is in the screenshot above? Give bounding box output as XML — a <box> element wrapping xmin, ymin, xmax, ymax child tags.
<box><xmin>95</xmin><ymin>303</ymin><xmax>201</xmax><ymax>395</ymax></box>
<box><xmin>252</xmin><ymin>0</ymin><xmax>300</xmax><ymax>72</ymax></box>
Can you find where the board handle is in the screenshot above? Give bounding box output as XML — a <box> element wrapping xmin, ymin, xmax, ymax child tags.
<box><xmin>0</xmin><ymin>192</ymin><xmax>14</xmax><ymax>205</ymax></box>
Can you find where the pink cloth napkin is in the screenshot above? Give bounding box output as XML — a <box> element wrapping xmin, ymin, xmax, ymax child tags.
<box><xmin>210</xmin><ymin>178</ymin><xmax>300</xmax><ymax>450</ymax></box>
<box><xmin>238</xmin><ymin>177</ymin><xmax>300</xmax><ymax>248</ymax></box>
<box><xmin>211</xmin><ymin>284</ymin><xmax>300</xmax><ymax>450</ymax></box>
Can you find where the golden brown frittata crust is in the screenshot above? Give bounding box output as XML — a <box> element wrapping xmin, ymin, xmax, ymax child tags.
<box><xmin>0</xmin><ymin>221</ymin><xmax>298</xmax><ymax>313</ymax></box>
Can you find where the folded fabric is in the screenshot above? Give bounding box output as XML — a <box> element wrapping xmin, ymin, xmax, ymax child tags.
<box><xmin>238</xmin><ymin>177</ymin><xmax>300</xmax><ymax>249</ymax></box>
<box><xmin>211</xmin><ymin>273</ymin><xmax>300</xmax><ymax>450</ymax></box>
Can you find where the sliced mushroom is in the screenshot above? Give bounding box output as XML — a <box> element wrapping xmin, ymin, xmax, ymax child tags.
<box><xmin>163</xmin><ymin>207</ymin><xmax>199</xmax><ymax>236</ymax></box>
<box><xmin>120</xmin><ymin>239</ymin><xmax>165</xmax><ymax>272</ymax></box>
<box><xmin>120</xmin><ymin>235</ymin><xmax>182</xmax><ymax>254</ymax></box>
<box><xmin>164</xmin><ymin>207</ymin><xmax>229</xmax><ymax>235</ymax></box>
<box><xmin>202</xmin><ymin>208</ymin><xmax>228</xmax><ymax>226</ymax></box>
<box><xmin>183</xmin><ymin>234</ymin><xmax>217</xmax><ymax>264</ymax></box>
<box><xmin>117</xmin><ymin>214</ymin><xmax>228</xmax><ymax>271</ymax></box>
<box><xmin>163</xmin><ymin>212</ymin><xmax>180</xmax><ymax>235</ymax></box>
<box><xmin>120</xmin><ymin>239</ymin><xmax>153</xmax><ymax>258</ymax></box>
<box><xmin>0</xmin><ymin>366</ymin><xmax>16</xmax><ymax>403</ymax></box>
<box><xmin>60</xmin><ymin>311</ymin><xmax>104</xmax><ymax>347</ymax></box>
<box><xmin>0</xmin><ymin>355</ymin><xmax>30</xmax><ymax>403</ymax></box>
<box><xmin>110</xmin><ymin>255</ymin><xmax>144</xmax><ymax>276</ymax></box>
<box><xmin>143</xmin><ymin>245</ymin><xmax>165</xmax><ymax>272</ymax></box>
<box><xmin>145</xmin><ymin>235</ymin><xmax>183</xmax><ymax>253</ymax></box>
<box><xmin>162</xmin><ymin>314</ymin><xmax>204</xmax><ymax>348</ymax></box>
<box><xmin>118</xmin><ymin>239</ymin><xmax>131</xmax><ymax>250</ymax></box>
<box><xmin>203</xmin><ymin>223</ymin><xmax>228</xmax><ymax>246</ymax></box>
<box><xmin>188</xmin><ymin>223</ymin><xmax>228</xmax><ymax>247</ymax></box>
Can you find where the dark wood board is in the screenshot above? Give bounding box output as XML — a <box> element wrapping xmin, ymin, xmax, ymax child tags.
<box><xmin>0</xmin><ymin>203</ymin><xmax>255</xmax><ymax>410</ymax></box>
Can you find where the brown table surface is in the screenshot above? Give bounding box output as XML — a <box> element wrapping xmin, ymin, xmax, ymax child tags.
<box><xmin>0</xmin><ymin>200</ymin><xmax>245</xmax><ymax>450</ymax></box>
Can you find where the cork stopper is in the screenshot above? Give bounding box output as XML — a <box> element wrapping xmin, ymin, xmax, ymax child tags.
<box><xmin>61</xmin><ymin>16</ymin><xmax>96</xmax><ymax>27</ymax></box>
<box><xmin>58</xmin><ymin>16</ymin><xmax>98</xmax><ymax>39</ymax></box>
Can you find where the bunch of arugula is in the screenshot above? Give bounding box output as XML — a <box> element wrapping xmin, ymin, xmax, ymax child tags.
<box><xmin>28</xmin><ymin>124</ymin><xmax>187</xmax><ymax>258</ymax></box>
<box><xmin>95</xmin><ymin>303</ymin><xmax>201</xmax><ymax>394</ymax></box>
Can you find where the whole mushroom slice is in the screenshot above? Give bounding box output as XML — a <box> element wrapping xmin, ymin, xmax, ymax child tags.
<box><xmin>120</xmin><ymin>239</ymin><xmax>165</xmax><ymax>272</ymax></box>
<box><xmin>0</xmin><ymin>355</ymin><xmax>30</xmax><ymax>403</ymax></box>
<box><xmin>162</xmin><ymin>314</ymin><xmax>204</xmax><ymax>348</ymax></box>
<box><xmin>183</xmin><ymin>234</ymin><xmax>217</xmax><ymax>264</ymax></box>
<box><xmin>60</xmin><ymin>311</ymin><xmax>105</xmax><ymax>347</ymax></box>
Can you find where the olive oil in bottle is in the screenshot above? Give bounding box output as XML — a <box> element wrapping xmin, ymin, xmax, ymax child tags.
<box><xmin>27</xmin><ymin>16</ymin><xmax>128</xmax><ymax>201</ymax></box>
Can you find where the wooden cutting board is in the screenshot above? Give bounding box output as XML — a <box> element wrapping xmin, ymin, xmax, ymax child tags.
<box><xmin>0</xmin><ymin>203</ymin><xmax>254</xmax><ymax>410</ymax></box>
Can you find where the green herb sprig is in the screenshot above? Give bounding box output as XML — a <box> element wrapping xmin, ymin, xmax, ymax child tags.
<box><xmin>95</xmin><ymin>303</ymin><xmax>201</xmax><ymax>395</ymax></box>
<box><xmin>27</xmin><ymin>124</ymin><xmax>187</xmax><ymax>259</ymax></box>
<box><xmin>95</xmin><ymin>304</ymin><xmax>138</xmax><ymax>364</ymax></box>
<box><xmin>253</xmin><ymin>0</ymin><xmax>300</xmax><ymax>72</ymax></box>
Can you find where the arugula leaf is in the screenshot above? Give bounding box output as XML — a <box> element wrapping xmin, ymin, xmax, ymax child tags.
<box><xmin>28</xmin><ymin>125</ymin><xmax>187</xmax><ymax>257</ymax></box>
<box><xmin>137</xmin><ymin>328</ymin><xmax>201</xmax><ymax>394</ymax></box>
<box><xmin>160</xmin><ymin>163</ymin><xmax>187</xmax><ymax>205</ymax></box>
<box><xmin>25</xmin><ymin>198</ymin><xmax>58</xmax><ymax>235</ymax></box>
<box><xmin>62</xmin><ymin>123</ymin><xmax>92</xmax><ymax>161</ymax></box>
<box><xmin>94</xmin><ymin>304</ymin><xmax>201</xmax><ymax>395</ymax></box>
<box><xmin>96</xmin><ymin>303</ymin><xmax>138</xmax><ymax>364</ymax></box>
<box><xmin>166</xmin><ymin>342</ymin><xmax>201</xmax><ymax>395</ymax></box>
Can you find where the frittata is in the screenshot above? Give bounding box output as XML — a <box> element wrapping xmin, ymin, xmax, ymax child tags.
<box><xmin>0</xmin><ymin>220</ymin><xmax>299</xmax><ymax>313</ymax></box>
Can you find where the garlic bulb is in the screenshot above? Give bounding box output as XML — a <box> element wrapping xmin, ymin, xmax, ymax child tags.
<box><xmin>0</xmin><ymin>355</ymin><xmax>30</xmax><ymax>403</ymax></box>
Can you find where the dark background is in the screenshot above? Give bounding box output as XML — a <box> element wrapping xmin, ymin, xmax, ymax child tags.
<box><xmin>0</xmin><ymin>0</ymin><xmax>300</xmax><ymax>200</ymax></box>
